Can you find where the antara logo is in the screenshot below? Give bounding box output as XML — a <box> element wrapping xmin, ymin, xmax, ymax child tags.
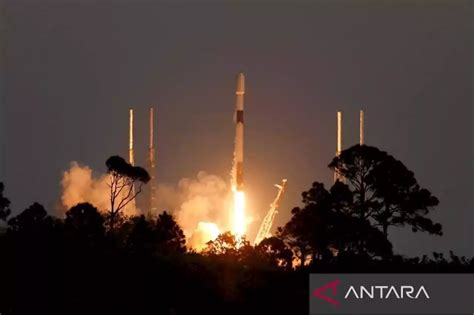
<box><xmin>344</xmin><ymin>285</ymin><xmax>430</xmax><ymax>299</ymax></box>
<box><xmin>312</xmin><ymin>280</ymin><xmax>430</xmax><ymax>306</ymax></box>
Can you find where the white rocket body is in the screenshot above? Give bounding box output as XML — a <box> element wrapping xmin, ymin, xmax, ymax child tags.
<box><xmin>234</xmin><ymin>73</ymin><xmax>245</xmax><ymax>190</ymax></box>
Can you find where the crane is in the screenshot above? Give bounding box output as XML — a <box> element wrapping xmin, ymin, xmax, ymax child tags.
<box><xmin>254</xmin><ymin>179</ymin><xmax>288</xmax><ymax>245</ymax></box>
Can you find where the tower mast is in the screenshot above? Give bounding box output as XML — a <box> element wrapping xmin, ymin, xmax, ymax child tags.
<box><xmin>148</xmin><ymin>107</ymin><xmax>156</xmax><ymax>213</ymax></box>
<box><xmin>334</xmin><ymin>111</ymin><xmax>342</xmax><ymax>182</ymax></box>
<box><xmin>129</xmin><ymin>109</ymin><xmax>135</xmax><ymax>166</ymax></box>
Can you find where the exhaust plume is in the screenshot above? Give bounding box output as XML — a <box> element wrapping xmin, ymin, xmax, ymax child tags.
<box><xmin>61</xmin><ymin>164</ymin><xmax>236</xmax><ymax>250</ymax></box>
<box><xmin>154</xmin><ymin>171</ymin><xmax>233</xmax><ymax>250</ymax></box>
<box><xmin>61</xmin><ymin>162</ymin><xmax>138</xmax><ymax>216</ymax></box>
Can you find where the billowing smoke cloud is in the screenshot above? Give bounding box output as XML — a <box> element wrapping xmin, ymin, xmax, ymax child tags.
<box><xmin>61</xmin><ymin>167</ymin><xmax>232</xmax><ymax>250</ymax></box>
<box><xmin>188</xmin><ymin>222</ymin><xmax>221</xmax><ymax>251</ymax></box>
<box><xmin>61</xmin><ymin>162</ymin><xmax>137</xmax><ymax>216</ymax></box>
<box><xmin>154</xmin><ymin>171</ymin><xmax>233</xmax><ymax>250</ymax></box>
<box><xmin>61</xmin><ymin>164</ymin><xmax>233</xmax><ymax>250</ymax></box>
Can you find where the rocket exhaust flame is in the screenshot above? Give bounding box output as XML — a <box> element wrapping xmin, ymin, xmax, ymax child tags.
<box><xmin>232</xmin><ymin>189</ymin><xmax>246</xmax><ymax>238</ymax></box>
<box><xmin>232</xmin><ymin>72</ymin><xmax>246</xmax><ymax>238</ymax></box>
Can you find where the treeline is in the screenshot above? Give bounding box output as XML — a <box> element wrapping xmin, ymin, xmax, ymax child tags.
<box><xmin>0</xmin><ymin>202</ymin><xmax>308</xmax><ymax>315</ymax></box>
<box><xmin>0</xmin><ymin>145</ymin><xmax>472</xmax><ymax>315</ymax></box>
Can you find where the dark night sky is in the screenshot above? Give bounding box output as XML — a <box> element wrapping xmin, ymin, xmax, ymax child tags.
<box><xmin>1</xmin><ymin>0</ymin><xmax>472</xmax><ymax>256</ymax></box>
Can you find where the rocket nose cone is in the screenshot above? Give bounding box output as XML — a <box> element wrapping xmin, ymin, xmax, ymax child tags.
<box><xmin>236</xmin><ymin>72</ymin><xmax>245</xmax><ymax>94</ymax></box>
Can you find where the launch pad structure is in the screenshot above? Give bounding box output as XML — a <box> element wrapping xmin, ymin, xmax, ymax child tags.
<box><xmin>254</xmin><ymin>179</ymin><xmax>288</xmax><ymax>245</ymax></box>
<box><xmin>334</xmin><ymin>109</ymin><xmax>365</xmax><ymax>182</ymax></box>
<box><xmin>128</xmin><ymin>107</ymin><xmax>157</xmax><ymax>214</ymax></box>
<box><xmin>148</xmin><ymin>107</ymin><xmax>157</xmax><ymax>213</ymax></box>
<box><xmin>126</xmin><ymin>74</ymin><xmax>367</xmax><ymax>245</ymax></box>
<box><xmin>129</xmin><ymin>109</ymin><xmax>135</xmax><ymax>166</ymax></box>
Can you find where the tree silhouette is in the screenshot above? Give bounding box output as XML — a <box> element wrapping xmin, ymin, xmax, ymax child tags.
<box><xmin>368</xmin><ymin>155</ymin><xmax>441</xmax><ymax>236</ymax></box>
<box><xmin>276</xmin><ymin>207</ymin><xmax>314</xmax><ymax>266</ymax></box>
<box><xmin>204</xmin><ymin>232</ymin><xmax>250</xmax><ymax>256</ymax></box>
<box><xmin>329</xmin><ymin>145</ymin><xmax>387</xmax><ymax>219</ymax></box>
<box><xmin>4</xmin><ymin>203</ymin><xmax>58</xmax><ymax>315</ymax></box>
<box><xmin>106</xmin><ymin>155</ymin><xmax>150</xmax><ymax>230</ymax></box>
<box><xmin>0</xmin><ymin>182</ymin><xmax>11</xmax><ymax>222</ymax></box>
<box><xmin>125</xmin><ymin>212</ymin><xmax>186</xmax><ymax>255</ymax></box>
<box><xmin>0</xmin><ymin>172</ymin><xmax>469</xmax><ymax>315</ymax></box>
<box><xmin>155</xmin><ymin>211</ymin><xmax>186</xmax><ymax>254</ymax></box>
<box><xmin>7</xmin><ymin>202</ymin><xmax>53</xmax><ymax>234</ymax></box>
<box><xmin>64</xmin><ymin>203</ymin><xmax>105</xmax><ymax>247</ymax></box>
<box><xmin>279</xmin><ymin>181</ymin><xmax>392</xmax><ymax>266</ymax></box>
<box><xmin>329</xmin><ymin>144</ymin><xmax>441</xmax><ymax>237</ymax></box>
<box><xmin>126</xmin><ymin>215</ymin><xmax>156</xmax><ymax>255</ymax></box>
<box><xmin>256</xmin><ymin>236</ymin><xmax>293</xmax><ymax>270</ymax></box>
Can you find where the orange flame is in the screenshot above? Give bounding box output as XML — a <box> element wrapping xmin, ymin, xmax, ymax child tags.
<box><xmin>232</xmin><ymin>187</ymin><xmax>246</xmax><ymax>238</ymax></box>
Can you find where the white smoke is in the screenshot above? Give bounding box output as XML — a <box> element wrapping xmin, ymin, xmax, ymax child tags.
<box><xmin>60</xmin><ymin>162</ymin><xmax>137</xmax><ymax>216</ymax></box>
<box><xmin>61</xmin><ymin>162</ymin><xmax>232</xmax><ymax>250</ymax></box>
<box><xmin>60</xmin><ymin>164</ymin><xmax>233</xmax><ymax>249</ymax></box>
<box><xmin>154</xmin><ymin>171</ymin><xmax>233</xmax><ymax>250</ymax></box>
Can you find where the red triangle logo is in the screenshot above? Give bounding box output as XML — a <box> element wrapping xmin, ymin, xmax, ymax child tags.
<box><xmin>312</xmin><ymin>279</ymin><xmax>340</xmax><ymax>307</ymax></box>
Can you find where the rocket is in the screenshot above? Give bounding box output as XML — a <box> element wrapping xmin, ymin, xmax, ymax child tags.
<box><xmin>234</xmin><ymin>72</ymin><xmax>245</xmax><ymax>191</ymax></box>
